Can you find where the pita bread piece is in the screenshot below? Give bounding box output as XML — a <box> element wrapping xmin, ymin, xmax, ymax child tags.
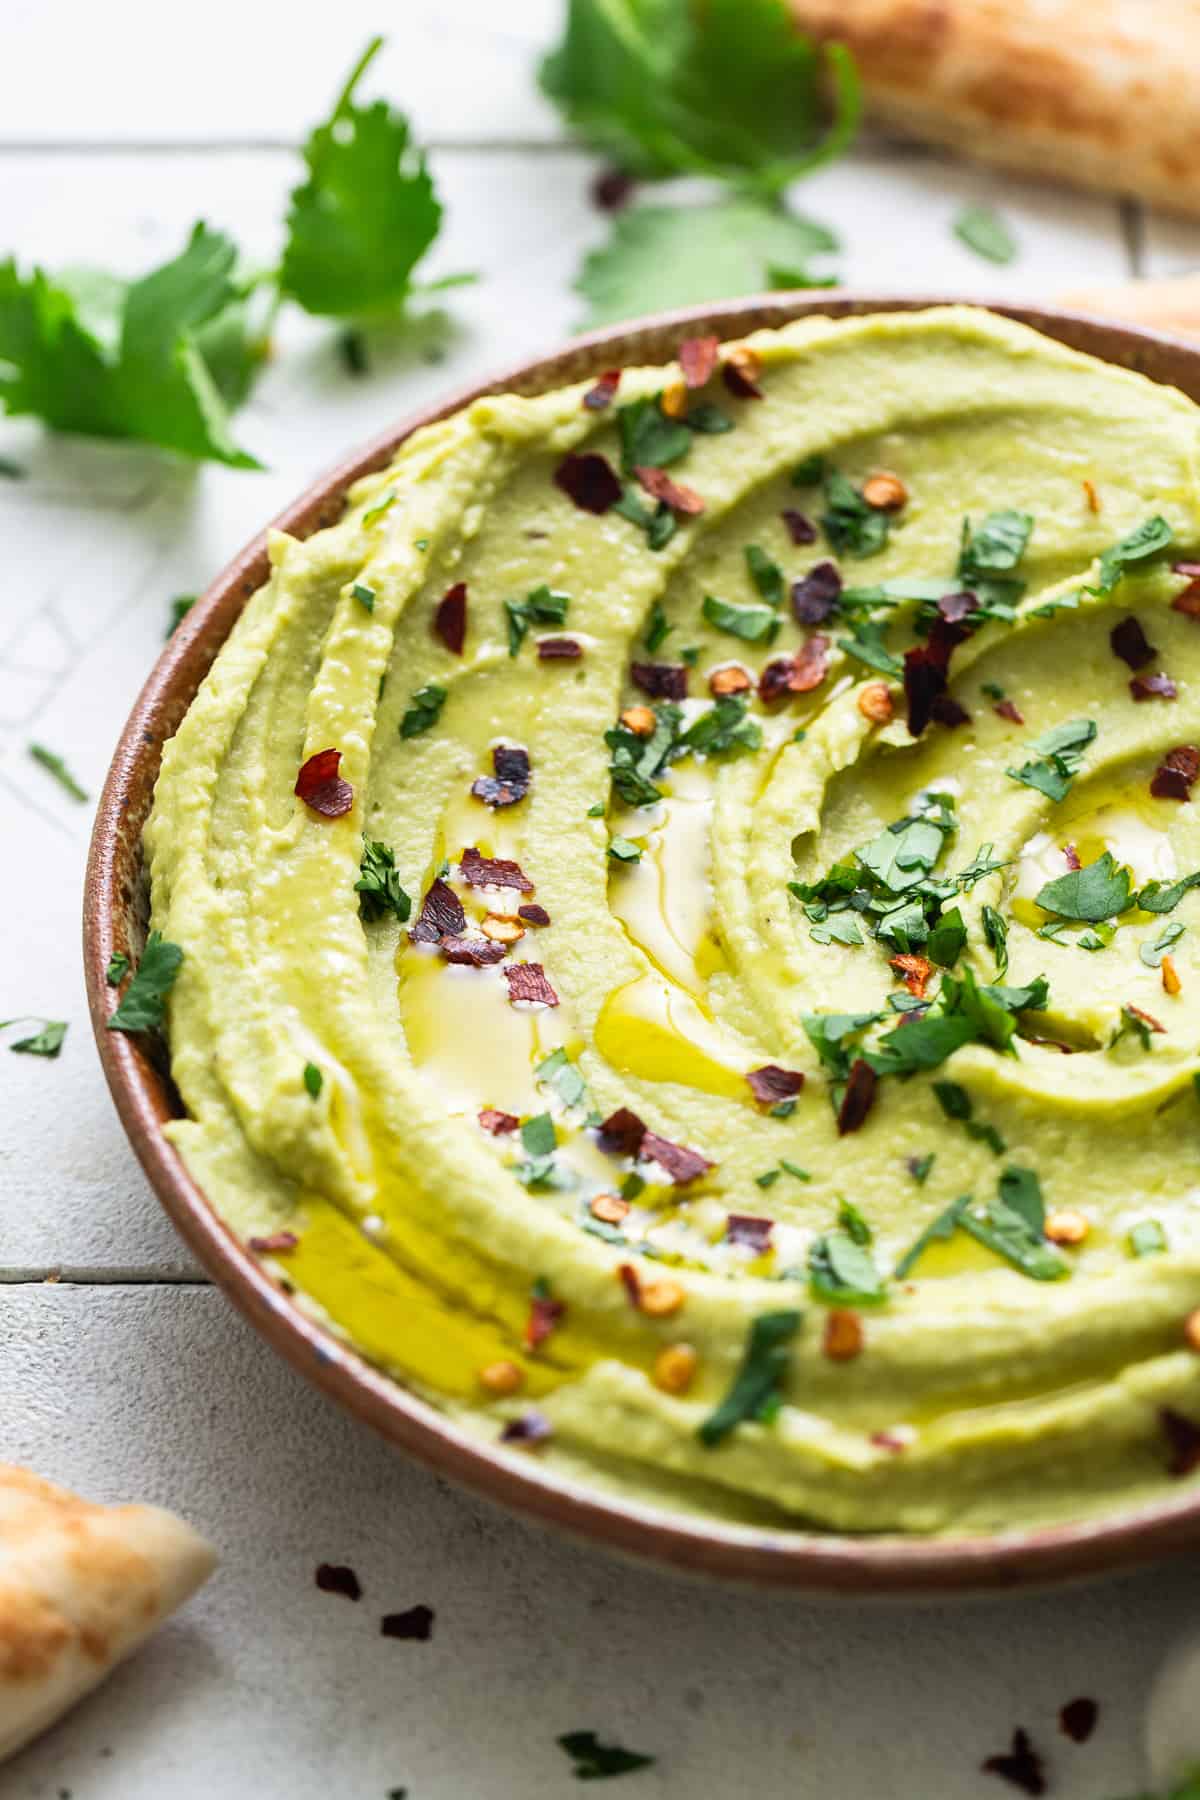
<box><xmin>0</xmin><ymin>1464</ymin><xmax>216</xmax><ymax>1763</ymax></box>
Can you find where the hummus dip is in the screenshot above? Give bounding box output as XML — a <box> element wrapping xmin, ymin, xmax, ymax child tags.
<box><xmin>146</xmin><ymin>307</ymin><xmax>1200</xmax><ymax>1534</ymax></box>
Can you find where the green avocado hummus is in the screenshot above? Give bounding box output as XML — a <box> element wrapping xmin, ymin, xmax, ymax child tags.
<box><xmin>146</xmin><ymin>307</ymin><xmax>1200</xmax><ymax>1535</ymax></box>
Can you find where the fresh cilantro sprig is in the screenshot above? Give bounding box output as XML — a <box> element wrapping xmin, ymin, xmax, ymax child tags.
<box><xmin>106</xmin><ymin>931</ymin><xmax>183</xmax><ymax>1033</ymax></box>
<box><xmin>355</xmin><ymin>840</ymin><xmax>412</xmax><ymax>924</ymax></box>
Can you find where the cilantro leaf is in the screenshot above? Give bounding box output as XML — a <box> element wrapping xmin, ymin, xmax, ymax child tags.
<box><xmin>960</xmin><ymin>1188</ymin><xmax>1068</xmax><ymax>1282</ymax></box>
<box><xmin>1141</xmin><ymin>921</ymin><xmax>1185</xmax><ymax>968</ymax></box>
<box><xmin>0</xmin><ymin>225</ymin><xmax>261</xmax><ymax>466</ymax></box>
<box><xmin>105</xmin><ymin>952</ymin><xmax>130</xmax><ymax>986</ymax></box>
<box><xmin>821</xmin><ymin>470</ymin><xmax>890</xmax><ymax>558</ymax></box>
<box><xmin>953</xmin><ymin>205</ymin><xmax>1018</xmax><ymax>265</ymax></box>
<box><xmin>982</xmin><ymin>904</ymin><xmax>1009</xmax><ymax>977</ymax></box>
<box><xmin>539</xmin><ymin>0</ymin><xmax>860</xmax><ymax>190</ymax></box>
<box><xmin>355</xmin><ymin>840</ymin><xmax>412</xmax><ymax>924</ymax></box>
<box><xmin>1036</xmin><ymin>851</ymin><xmax>1132</xmax><ymax>923</ymax></box>
<box><xmin>1136</xmin><ymin>870</ymin><xmax>1200</xmax><ymax>914</ymax></box>
<box><xmin>574</xmin><ymin>197</ymin><xmax>838</xmax><ymax>328</ymax></box>
<box><xmin>506</xmin><ymin>586</ymin><xmax>570</xmax><ymax>657</ymax></box>
<box><xmin>745</xmin><ymin>543</ymin><xmax>784</xmax><ymax>606</ymax></box>
<box><xmin>1006</xmin><ymin>717</ymin><xmax>1096</xmax><ymax>804</ymax></box>
<box><xmin>557</xmin><ymin>1730</ymin><xmax>655</xmax><ymax>1781</ymax></box>
<box><xmin>280</xmin><ymin>38</ymin><xmax>450</xmax><ymax>320</ymax></box>
<box><xmin>958</xmin><ymin>509</ymin><xmax>1032</xmax><ymax>581</ymax></box>
<box><xmin>617</xmin><ymin>394</ymin><xmax>691</xmax><ymax>473</ymax></box>
<box><xmin>678</xmin><ymin>695</ymin><xmax>762</xmax><ymax>757</ymax></box>
<box><xmin>893</xmin><ymin>1196</ymin><xmax>970</xmax><ymax>1279</ymax></box>
<box><xmin>698</xmin><ymin>1309</ymin><xmax>801</xmax><ymax>1446</ymax></box>
<box><xmin>606</xmin><ymin>703</ymin><xmax>681</xmax><ymax>807</ymax></box>
<box><xmin>1095</xmin><ymin>515</ymin><xmax>1173</xmax><ymax>594</ymax></box>
<box><xmin>106</xmin><ymin>931</ymin><xmax>183</xmax><ymax>1033</ymax></box>
<box><xmin>303</xmin><ymin>1061</ymin><xmax>323</xmax><ymax>1099</ymax></box>
<box><xmin>1129</xmin><ymin>1219</ymin><xmax>1168</xmax><ymax>1257</ymax></box>
<box><xmin>28</xmin><ymin>742</ymin><xmax>88</xmax><ymax>803</ymax></box>
<box><xmin>536</xmin><ymin>1048</ymin><xmax>590</xmax><ymax>1112</ymax></box>
<box><xmin>702</xmin><ymin>594</ymin><xmax>779</xmax><ymax>643</ymax></box>
<box><xmin>808</xmin><ymin>1229</ymin><xmax>886</xmax><ymax>1305</ymax></box>
<box><xmin>399</xmin><ymin>682</ymin><xmax>447</xmax><ymax>739</ymax></box>
<box><xmin>3</xmin><ymin>1018</ymin><xmax>67</xmax><ymax>1058</ymax></box>
<box><xmin>836</xmin><ymin>615</ymin><xmax>902</xmax><ymax>677</ymax></box>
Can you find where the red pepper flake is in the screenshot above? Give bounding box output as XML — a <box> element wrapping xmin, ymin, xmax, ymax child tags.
<box><xmin>904</xmin><ymin>618</ymin><xmax>970</xmax><ymax>737</ymax></box>
<box><xmin>726</xmin><ymin>1213</ymin><xmax>774</xmax><ymax>1253</ymax></box>
<box><xmin>836</xmin><ymin>1059</ymin><xmax>877</xmax><ymax>1136</ymax></box>
<box><xmin>791</xmin><ymin>560</ymin><xmax>842</xmax><ymax>624</ymax></box>
<box><xmin>500</xmin><ymin>1409</ymin><xmax>552</xmax><ymax>1445</ymax></box>
<box><xmin>634</xmin><ymin>464</ymin><xmax>705</xmax><ymax>516</ymax></box>
<box><xmin>439</xmin><ymin>934</ymin><xmax>509</xmax><ymax>967</ymax></box>
<box><xmin>937</xmin><ymin>590</ymin><xmax>980</xmax><ymax>625</ymax></box>
<box><xmin>889</xmin><ymin>953</ymin><xmax>933</xmax><ymax>998</ymax></box>
<box><xmin>411</xmin><ymin>876</ymin><xmax>467</xmax><ymax>944</ymax></box>
<box><xmin>583</xmin><ymin>367</ymin><xmax>621</xmax><ymax>411</ymax></box>
<box><xmin>472</xmin><ymin>743</ymin><xmax>532</xmax><ymax>808</ymax></box>
<box><xmin>631</xmin><ymin>661</ymin><xmax>689</xmax><ymax>700</ymax></box>
<box><xmin>596</xmin><ymin>1106</ymin><xmax>646</xmax><ymax>1157</ymax></box>
<box><xmin>1063</xmin><ymin>843</ymin><xmax>1081</xmax><ymax>871</ymax></box>
<box><xmin>639</xmin><ymin>1130</ymin><xmax>713</xmax><ymax>1186</ymax></box>
<box><xmin>930</xmin><ymin>694</ymin><xmax>971</xmax><ymax>728</ymax></box>
<box><xmin>679</xmin><ymin>335</ymin><xmax>719</xmax><ymax>388</ymax></box>
<box><xmin>554</xmin><ymin>451</ymin><xmax>622</xmax><ymax>514</ymax></box>
<box><xmin>1082</xmin><ymin>478</ymin><xmax>1100</xmax><ymax>513</ymax></box>
<box><xmin>617</xmin><ymin>1262</ymin><xmax>642</xmax><ymax>1307</ymax></box>
<box><xmin>1175</xmin><ymin>562</ymin><xmax>1200</xmax><ymax>578</ymax></box>
<box><xmin>478</xmin><ymin>1107</ymin><xmax>519</xmax><ymax>1135</ymax></box>
<box><xmin>722</xmin><ymin>347</ymin><xmax>763</xmax><ymax>399</ymax></box>
<box><xmin>759</xmin><ymin>636</ymin><xmax>830</xmax><ymax>703</ymax></box>
<box><xmin>294</xmin><ymin>748</ymin><xmax>354</xmax><ymax>818</ymax></box>
<box><xmin>1161</xmin><ymin>1406</ymin><xmax>1200</xmax><ymax>1475</ymax></box>
<box><xmin>993</xmin><ymin>698</ymin><xmax>1025</xmax><ymax>724</ymax></box>
<box><xmin>1128</xmin><ymin>1002</ymin><xmax>1166</xmax><ymax>1034</ymax></box>
<box><xmin>1131</xmin><ymin>671</ymin><xmax>1178</xmax><ymax>701</ymax></box>
<box><xmin>537</xmin><ymin>636</ymin><xmax>584</xmax><ymax>660</ymax></box>
<box><xmin>503</xmin><ymin>962</ymin><xmax>559</xmax><ymax>1007</ymax></box>
<box><xmin>1151</xmin><ymin>744</ymin><xmax>1200</xmax><ymax>800</ymax></box>
<box><xmin>982</xmin><ymin>1728</ymin><xmax>1046</xmax><ymax>1796</ymax></box>
<box><xmin>745</xmin><ymin>1065</ymin><xmax>805</xmax><ymax>1106</ymax></box>
<box><xmin>871</xmin><ymin>1426</ymin><xmax>915</xmax><ymax>1453</ymax></box>
<box><xmin>380</xmin><ymin>1605</ymin><xmax>434</xmax><ymax>1642</ymax></box>
<box><xmin>460</xmin><ymin>847</ymin><xmax>534</xmax><ymax>893</ymax></box>
<box><xmin>1110</xmin><ymin>614</ymin><xmax>1155</xmax><ymax>669</ymax></box>
<box><xmin>1173</xmin><ymin>575</ymin><xmax>1200</xmax><ymax>618</ymax></box>
<box><xmin>1058</xmin><ymin>1698</ymin><xmax>1098</xmax><ymax>1744</ymax></box>
<box><xmin>434</xmin><ymin>582</ymin><xmax>467</xmax><ymax>655</ymax></box>
<box><xmin>248</xmin><ymin>1230</ymin><xmax>298</xmax><ymax>1256</ymax></box>
<box><xmin>524</xmin><ymin>1292</ymin><xmax>566</xmax><ymax>1351</ymax></box>
<box><xmin>315</xmin><ymin>1563</ymin><xmax>362</xmax><ymax>1602</ymax></box>
<box><xmin>518</xmin><ymin>903</ymin><xmax>551</xmax><ymax>927</ymax></box>
<box><xmin>781</xmin><ymin>509</ymin><xmax>817</xmax><ymax>546</ymax></box>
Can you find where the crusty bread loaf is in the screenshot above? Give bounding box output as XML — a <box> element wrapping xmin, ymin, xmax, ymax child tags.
<box><xmin>1058</xmin><ymin>273</ymin><xmax>1200</xmax><ymax>341</ymax></box>
<box><xmin>789</xmin><ymin>0</ymin><xmax>1200</xmax><ymax>217</ymax></box>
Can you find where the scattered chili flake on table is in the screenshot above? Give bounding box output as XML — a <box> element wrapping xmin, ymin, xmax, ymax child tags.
<box><xmin>982</xmin><ymin>1727</ymin><xmax>1046</xmax><ymax>1795</ymax></box>
<box><xmin>679</xmin><ymin>334</ymin><xmax>719</xmax><ymax>388</ymax></box>
<box><xmin>434</xmin><ymin>582</ymin><xmax>467</xmax><ymax>654</ymax></box>
<box><xmin>315</xmin><ymin>1563</ymin><xmax>362</xmax><ymax>1602</ymax></box>
<box><xmin>380</xmin><ymin>1605</ymin><xmax>434</xmax><ymax>1642</ymax></box>
<box><xmin>295</xmin><ymin>748</ymin><xmax>354</xmax><ymax>818</ymax></box>
<box><xmin>554</xmin><ymin>451</ymin><xmax>622</xmax><ymax>513</ymax></box>
<box><xmin>583</xmin><ymin>367</ymin><xmax>621</xmax><ymax>410</ymax></box>
<box><xmin>1058</xmin><ymin>1697</ymin><xmax>1098</xmax><ymax>1743</ymax></box>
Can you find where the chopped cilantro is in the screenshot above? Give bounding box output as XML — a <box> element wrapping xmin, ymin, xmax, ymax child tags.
<box><xmin>755</xmin><ymin>1168</ymin><xmax>781</xmax><ymax>1189</ymax></box>
<box><xmin>557</xmin><ymin>1730</ymin><xmax>655</xmax><ymax>1782</ymax></box>
<box><xmin>1006</xmin><ymin>718</ymin><xmax>1096</xmax><ymax>803</ymax></box>
<box><xmin>1095</xmin><ymin>515</ymin><xmax>1174</xmax><ymax>594</ymax></box>
<box><xmin>821</xmin><ymin>469</ymin><xmax>890</xmax><ymax>558</ymax></box>
<box><xmin>355</xmin><ymin>840</ymin><xmax>412</xmax><ymax>924</ymax></box>
<box><xmin>908</xmin><ymin>1152</ymin><xmax>935</xmax><ymax>1185</ymax></box>
<box><xmin>836</xmin><ymin>615</ymin><xmax>902</xmax><ymax>677</ymax></box>
<box><xmin>352</xmin><ymin>581</ymin><xmax>376</xmax><ymax>612</ymax></box>
<box><xmin>745</xmin><ymin>543</ymin><xmax>784</xmax><ymax>606</ymax></box>
<box><xmin>28</xmin><ymin>742</ymin><xmax>87</xmax><ymax>803</ymax></box>
<box><xmin>1129</xmin><ymin>1218</ymin><xmax>1168</xmax><ymax>1257</ymax></box>
<box><xmin>698</xmin><ymin>1309</ymin><xmax>801</xmax><ymax>1446</ymax></box>
<box><xmin>780</xmin><ymin>1159</ymin><xmax>811</xmax><ymax>1181</ymax></box>
<box><xmin>1113</xmin><ymin>1003</ymin><xmax>1159</xmax><ymax>1051</ymax></box>
<box><xmin>106</xmin><ymin>932</ymin><xmax>183</xmax><ymax>1033</ymax></box>
<box><xmin>587</xmin><ymin>802</ymin><xmax>606</xmax><ymax>818</ymax></box>
<box><xmin>613</xmin><ymin>483</ymin><xmax>679</xmax><ymax>550</ymax></box>
<box><xmin>809</xmin><ymin>1228</ymin><xmax>886</xmax><ymax>1304</ymax></box>
<box><xmin>303</xmin><ymin>1061</ymin><xmax>323</xmax><ymax>1099</ymax></box>
<box><xmin>1036</xmin><ymin>851</ymin><xmax>1131</xmax><ymax>923</ymax></box>
<box><xmin>617</xmin><ymin>393</ymin><xmax>692</xmax><ymax>473</ymax></box>
<box><xmin>959</xmin><ymin>1183</ymin><xmax>1067</xmax><ymax>1281</ymax></box>
<box><xmin>837</xmin><ymin>1199</ymin><xmax>872</xmax><ymax>1244</ymax></box>
<box><xmin>536</xmin><ymin>1047</ymin><xmax>589</xmax><ymax>1111</ymax></box>
<box><xmin>701</xmin><ymin>593</ymin><xmax>779</xmax><ymax>642</ymax></box>
<box><xmin>399</xmin><ymin>682</ymin><xmax>447</xmax><ymax>739</ymax></box>
<box><xmin>792</xmin><ymin>454</ymin><xmax>825</xmax><ymax>486</ymax></box>
<box><xmin>953</xmin><ymin>205</ymin><xmax>1018</xmax><ymax>265</ymax></box>
<box><xmin>644</xmin><ymin>599</ymin><xmax>673</xmax><ymax>654</ymax></box>
<box><xmin>1141</xmin><ymin>921</ymin><xmax>1186</xmax><ymax>968</ymax></box>
<box><xmin>678</xmin><ymin>695</ymin><xmax>762</xmax><ymax>756</ymax></box>
<box><xmin>522</xmin><ymin>1113</ymin><xmax>557</xmax><ymax>1158</ymax></box>
<box><xmin>505</xmin><ymin>585</ymin><xmax>570</xmax><ymax>657</ymax></box>
<box><xmin>606</xmin><ymin>702</ymin><xmax>680</xmax><ymax>807</ymax></box>
<box><xmin>894</xmin><ymin>1195</ymin><xmax>970</xmax><ymax>1278</ymax></box>
<box><xmin>810</xmin><ymin>915</ymin><xmax>864</xmax><ymax>947</ymax></box>
<box><xmin>1136</xmin><ymin>870</ymin><xmax>1200</xmax><ymax>915</ymax></box>
<box><xmin>608</xmin><ymin>836</ymin><xmax>642</xmax><ymax>863</ymax></box>
<box><xmin>685</xmin><ymin>403</ymin><xmax>733</xmax><ymax>434</ymax></box>
<box><xmin>926</xmin><ymin>905</ymin><xmax>966</xmax><ymax>969</ymax></box>
<box><xmin>3</xmin><ymin>1018</ymin><xmax>67</xmax><ymax>1058</ymax></box>
<box><xmin>982</xmin><ymin>904</ymin><xmax>1009</xmax><ymax>978</ymax></box>
<box><xmin>105</xmin><ymin>952</ymin><xmax>130</xmax><ymax>986</ymax></box>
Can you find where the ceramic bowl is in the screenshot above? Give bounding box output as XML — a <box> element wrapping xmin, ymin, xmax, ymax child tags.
<box><xmin>84</xmin><ymin>292</ymin><xmax>1200</xmax><ymax>1593</ymax></box>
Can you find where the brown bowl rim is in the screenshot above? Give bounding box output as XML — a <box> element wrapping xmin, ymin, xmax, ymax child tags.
<box><xmin>83</xmin><ymin>290</ymin><xmax>1200</xmax><ymax>1594</ymax></box>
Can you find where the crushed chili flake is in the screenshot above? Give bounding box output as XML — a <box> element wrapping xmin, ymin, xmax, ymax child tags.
<box><xmin>518</xmin><ymin>903</ymin><xmax>551</xmax><ymax>927</ymax></box>
<box><xmin>726</xmin><ymin>1213</ymin><xmax>774</xmax><ymax>1253</ymax></box>
<box><xmin>889</xmin><ymin>953</ymin><xmax>933</xmax><ymax>998</ymax></box>
<box><xmin>315</xmin><ymin>1563</ymin><xmax>362</xmax><ymax>1602</ymax></box>
<box><xmin>1161</xmin><ymin>1406</ymin><xmax>1200</xmax><ymax>1475</ymax></box>
<box><xmin>679</xmin><ymin>335</ymin><xmax>719</xmax><ymax>388</ymax></box>
<box><xmin>822</xmin><ymin>1308</ymin><xmax>864</xmax><ymax>1362</ymax></box>
<box><xmin>620</xmin><ymin>703</ymin><xmax>657</xmax><ymax>735</ymax></box>
<box><xmin>722</xmin><ymin>347</ymin><xmax>763</xmax><ymax>399</ymax></box>
<box><xmin>639</xmin><ymin>1130</ymin><xmax>713</xmax><ymax>1186</ymax></box>
<box><xmin>503</xmin><ymin>962</ymin><xmax>559</xmax><ymax>1007</ymax></box>
<box><xmin>591</xmin><ymin>166</ymin><xmax>634</xmax><ymax>212</ymax></box>
<box><xmin>472</xmin><ymin>743</ymin><xmax>532</xmax><ymax>808</ymax></box>
<box><xmin>524</xmin><ymin>1292</ymin><xmax>566</xmax><ymax>1351</ymax></box>
<box><xmin>631</xmin><ymin>661</ymin><xmax>688</xmax><ymax>700</ymax></box>
<box><xmin>781</xmin><ymin>508</ymin><xmax>817</xmax><ymax>546</ymax></box>
<box><xmin>1175</xmin><ymin>561</ymin><xmax>1200</xmax><ymax>578</ymax></box>
<box><xmin>434</xmin><ymin>582</ymin><xmax>467</xmax><ymax>654</ymax></box>
<box><xmin>746</xmin><ymin>1065</ymin><xmax>805</xmax><ymax>1106</ymax></box>
<box><xmin>634</xmin><ymin>464</ymin><xmax>705</xmax><ymax>515</ymax></box>
<box><xmin>1110</xmin><ymin>614</ymin><xmax>1155</xmax><ymax>669</ymax></box>
<box><xmin>460</xmin><ymin>847</ymin><xmax>534</xmax><ymax>892</ymax></box>
<box><xmin>554</xmin><ymin>451</ymin><xmax>622</xmax><ymax>514</ymax></box>
<box><xmin>478</xmin><ymin>1108</ymin><xmax>519</xmax><ymax>1135</ymax></box>
<box><xmin>982</xmin><ymin>1727</ymin><xmax>1046</xmax><ymax>1796</ymax></box>
<box><xmin>380</xmin><ymin>1605</ymin><xmax>434</xmax><ymax>1642</ymax></box>
<box><xmin>994</xmin><ymin>698</ymin><xmax>1025</xmax><ymax>725</ymax></box>
<box><xmin>295</xmin><ymin>748</ymin><xmax>354</xmax><ymax>818</ymax></box>
<box><xmin>248</xmin><ymin>1230</ymin><xmax>299</xmax><ymax>1254</ymax></box>
<box><xmin>857</xmin><ymin>681</ymin><xmax>894</xmax><ymax>724</ymax></box>
<box><xmin>1063</xmin><ymin>844</ymin><xmax>1081</xmax><ymax>871</ymax></box>
<box><xmin>537</xmin><ymin>635</ymin><xmax>584</xmax><ymax>660</ymax></box>
<box><xmin>759</xmin><ymin>635</ymin><xmax>829</xmax><ymax>702</ymax></box>
<box><xmin>1151</xmin><ymin>744</ymin><xmax>1200</xmax><ymax>799</ymax></box>
<box><xmin>1115</xmin><ymin>619</ymin><xmax>1158</xmax><ymax>676</ymax></box>
<box><xmin>1082</xmin><ymin>478</ymin><xmax>1100</xmax><ymax>513</ymax></box>
<box><xmin>499</xmin><ymin>1409</ymin><xmax>552</xmax><ymax>1445</ymax></box>
<box><xmin>1131</xmin><ymin>671</ymin><xmax>1178</xmax><ymax>701</ymax></box>
<box><xmin>791</xmin><ymin>560</ymin><xmax>842</xmax><ymax>624</ymax></box>
<box><xmin>930</xmin><ymin>693</ymin><xmax>971</xmax><ymax>728</ymax></box>
<box><xmin>617</xmin><ymin>1262</ymin><xmax>642</xmax><ymax>1307</ymax></box>
<box><xmin>871</xmin><ymin>1426</ymin><xmax>915</xmax><ymax>1453</ymax></box>
<box><xmin>439</xmin><ymin>934</ymin><xmax>509</xmax><ymax>967</ymax></box>
<box><xmin>1172</xmin><ymin>579</ymin><xmax>1200</xmax><ymax>618</ymax></box>
<box><xmin>411</xmin><ymin>876</ymin><xmax>466</xmax><ymax>944</ymax></box>
<box><xmin>709</xmin><ymin>664</ymin><xmax>752</xmax><ymax>697</ymax></box>
<box><xmin>583</xmin><ymin>368</ymin><xmax>621</xmax><ymax>411</ymax></box>
<box><xmin>1127</xmin><ymin>1002</ymin><xmax>1166</xmax><ymax>1034</ymax></box>
<box><xmin>596</xmin><ymin>1106</ymin><xmax>646</xmax><ymax>1157</ymax></box>
<box><xmin>936</xmin><ymin>590</ymin><xmax>979</xmax><ymax>625</ymax></box>
<box><xmin>904</xmin><ymin>617</ymin><xmax>969</xmax><ymax>738</ymax></box>
<box><xmin>1059</xmin><ymin>1698</ymin><xmax>1098</xmax><ymax>1744</ymax></box>
<box><xmin>837</xmin><ymin>1059</ymin><xmax>877</xmax><ymax>1135</ymax></box>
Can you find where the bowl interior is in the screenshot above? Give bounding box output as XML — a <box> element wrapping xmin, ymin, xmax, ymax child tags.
<box><xmin>84</xmin><ymin>292</ymin><xmax>1200</xmax><ymax>1593</ymax></box>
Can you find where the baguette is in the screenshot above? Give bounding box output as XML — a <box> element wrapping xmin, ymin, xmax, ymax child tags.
<box><xmin>789</xmin><ymin>0</ymin><xmax>1200</xmax><ymax>217</ymax></box>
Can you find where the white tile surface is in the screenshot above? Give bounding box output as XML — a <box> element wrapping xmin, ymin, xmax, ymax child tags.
<box><xmin>0</xmin><ymin>6</ymin><xmax>1191</xmax><ymax>1794</ymax></box>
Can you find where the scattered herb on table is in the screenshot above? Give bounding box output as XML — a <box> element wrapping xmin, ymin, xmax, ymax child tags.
<box><xmin>953</xmin><ymin>204</ymin><xmax>1018</xmax><ymax>265</ymax></box>
<box><xmin>28</xmin><ymin>742</ymin><xmax>88</xmax><ymax>803</ymax></box>
<box><xmin>2</xmin><ymin>1018</ymin><xmax>67</xmax><ymax>1057</ymax></box>
<box><xmin>168</xmin><ymin>594</ymin><xmax>197</xmax><ymax>635</ymax></box>
<box><xmin>557</xmin><ymin>1729</ymin><xmax>655</xmax><ymax>1781</ymax></box>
